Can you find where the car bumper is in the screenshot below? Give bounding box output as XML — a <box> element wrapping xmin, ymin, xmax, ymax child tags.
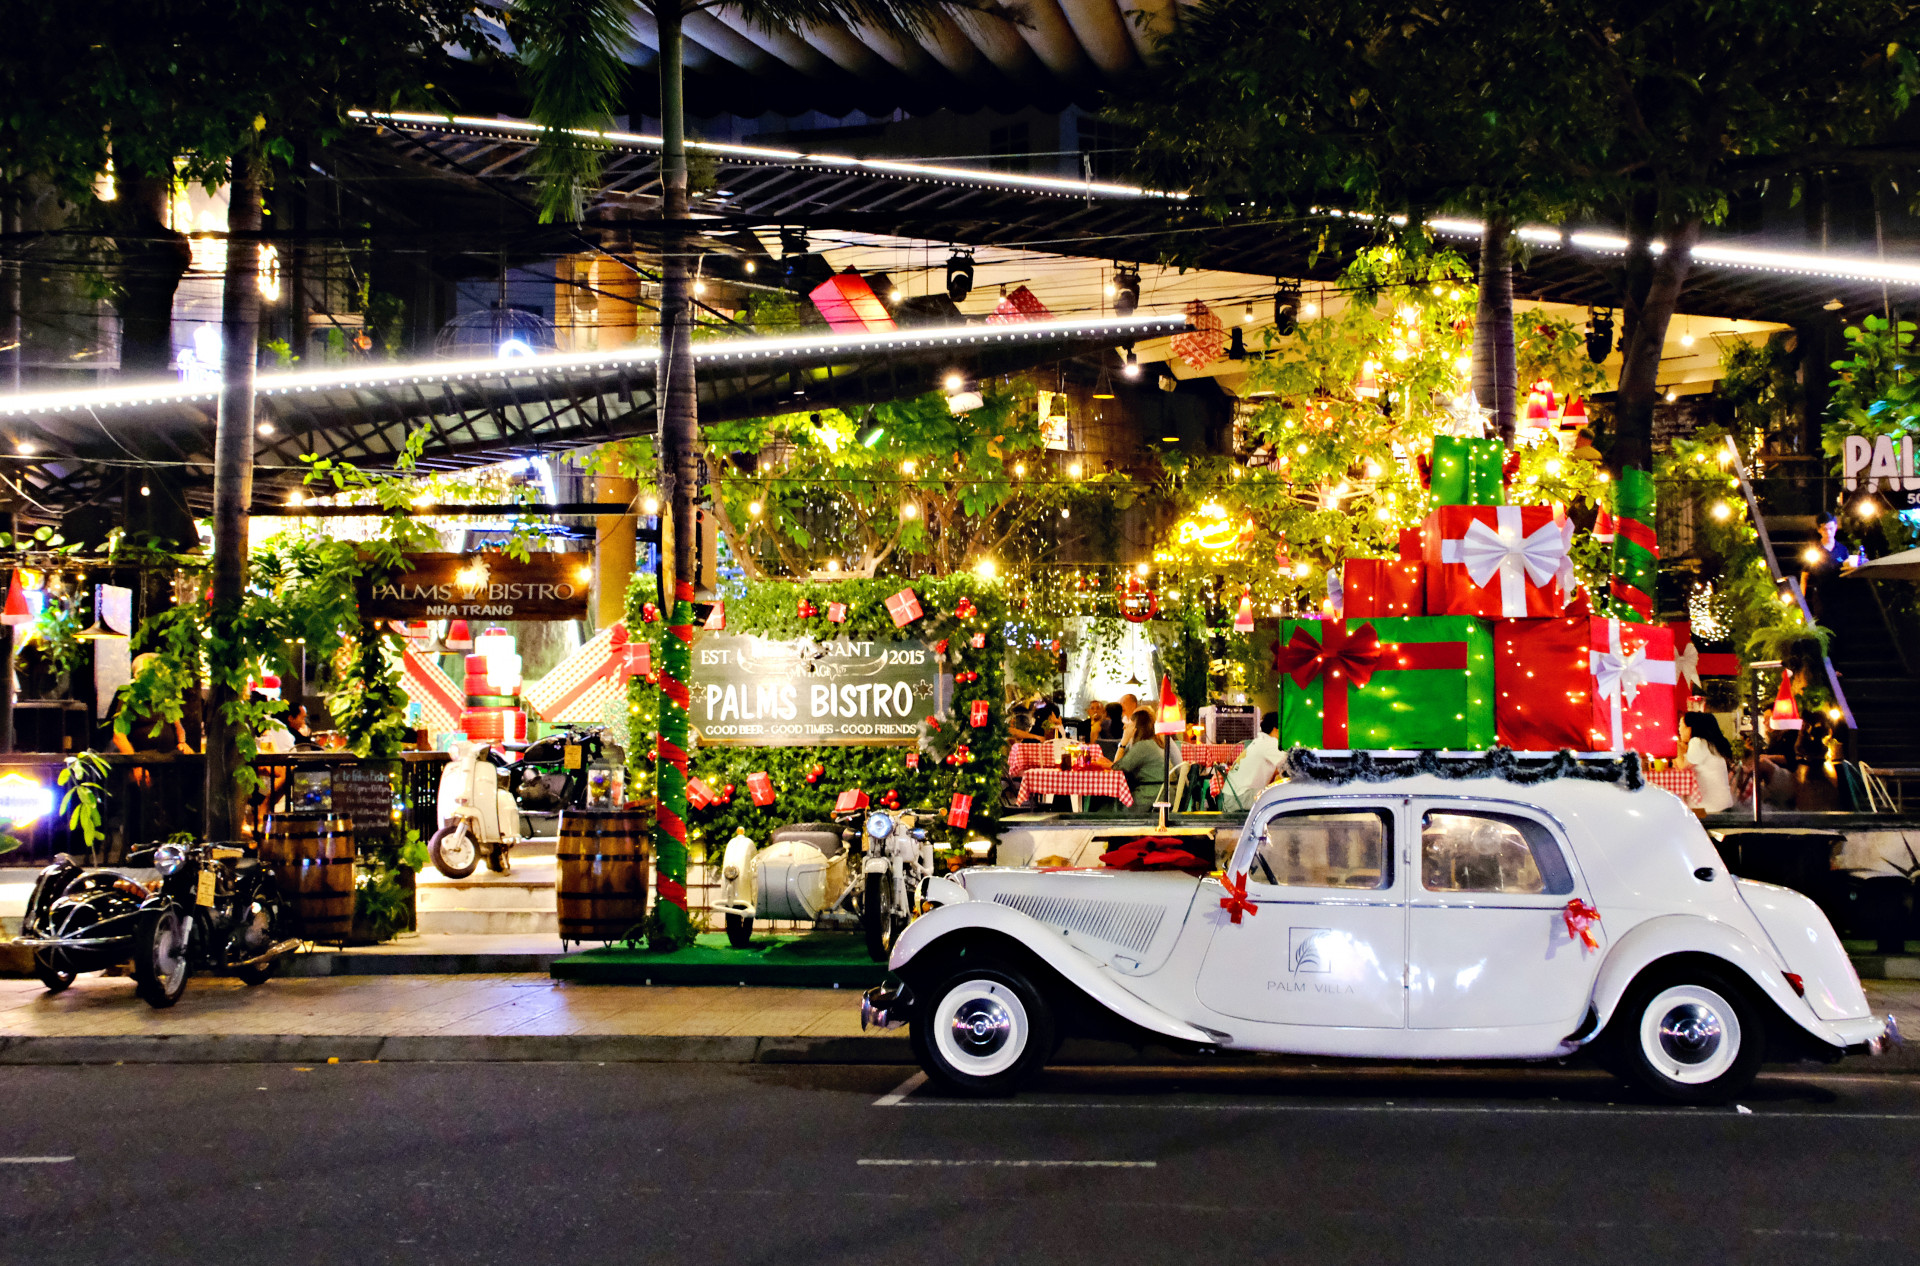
<box><xmin>1826</xmin><ymin>1013</ymin><xmax>1897</xmax><ymax>1055</ymax></box>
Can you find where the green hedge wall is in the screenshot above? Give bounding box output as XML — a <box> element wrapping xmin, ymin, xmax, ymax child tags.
<box><xmin>626</xmin><ymin>573</ymin><xmax>1009</xmax><ymax>857</ymax></box>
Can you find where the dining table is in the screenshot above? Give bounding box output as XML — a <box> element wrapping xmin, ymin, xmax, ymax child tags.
<box><xmin>1015</xmin><ymin>767</ymin><xmax>1135</xmax><ymax>809</ymax></box>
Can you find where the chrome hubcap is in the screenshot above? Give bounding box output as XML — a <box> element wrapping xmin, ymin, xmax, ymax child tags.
<box><xmin>950</xmin><ymin>998</ymin><xmax>1013</xmax><ymax>1057</ymax></box>
<box><xmin>1657</xmin><ymin>1003</ymin><xmax>1724</xmax><ymax>1065</ymax></box>
<box><xmin>154</xmin><ymin>915</ymin><xmax>186</xmax><ymax>989</ymax></box>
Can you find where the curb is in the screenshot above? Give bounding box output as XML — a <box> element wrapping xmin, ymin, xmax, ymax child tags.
<box><xmin>281</xmin><ymin>953</ymin><xmax>563</xmax><ymax>978</ymax></box>
<box><xmin>0</xmin><ymin>1033</ymin><xmax>915</xmax><ymax>1065</ymax></box>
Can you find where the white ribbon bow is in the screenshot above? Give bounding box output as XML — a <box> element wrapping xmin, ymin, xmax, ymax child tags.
<box><xmin>1674</xmin><ymin>642</ymin><xmax>1701</xmax><ymax>689</ymax></box>
<box><xmin>1457</xmin><ymin>508</ymin><xmax>1569</xmax><ymax>618</ymax></box>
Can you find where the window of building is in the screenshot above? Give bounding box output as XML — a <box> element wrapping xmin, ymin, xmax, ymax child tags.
<box><xmin>1420</xmin><ymin>811</ymin><xmax>1573</xmax><ymax>895</ymax></box>
<box><xmin>1251</xmin><ymin>809</ymin><xmax>1392</xmax><ymax>890</ymax></box>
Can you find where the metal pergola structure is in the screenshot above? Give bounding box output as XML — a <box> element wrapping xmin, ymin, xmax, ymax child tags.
<box><xmin>0</xmin><ymin>314</ymin><xmax>1186</xmax><ymax>516</ymax></box>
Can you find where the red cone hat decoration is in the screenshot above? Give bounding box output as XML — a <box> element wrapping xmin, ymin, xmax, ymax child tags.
<box><xmin>1155</xmin><ymin>673</ymin><xmax>1184</xmax><ymax>735</ymax></box>
<box><xmin>445</xmin><ymin>619</ymin><xmax>473</xmax><ymax>651</ymax></box>
<box><xmin>0</xmin><ymin>571</ymin><xmax>29</xmax><ymax>626</ymax></box>
<box><xmin>1768</xmin><ymin>672</ymin><xmax>1802</xmax><ymax>731</ymax></box>
<box><xmin>1233</xmin><ymin>588</ymin><xmax>1255</xmax><ymax>633</ymax></box>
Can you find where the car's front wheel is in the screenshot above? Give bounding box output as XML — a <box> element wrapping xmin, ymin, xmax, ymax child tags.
<box><xmin>911</xmin><ymin>963</ymin><xmax>1055</xmax><ymax>1096</ymax></box>
<box><xmin>1611</xmin><ymin>968</ymin><xmax>1764</xmax><ymax>1104</ymax></box>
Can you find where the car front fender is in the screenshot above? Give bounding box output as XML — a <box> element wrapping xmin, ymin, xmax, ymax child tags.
<box><xmin>888</xmin><ymin>900</ymin><xmax>1220</xmax><ymax>1048</ymax></box>
<box><xmin>1592</xmin><ymin>914</ymin><xmax>1841</xmax><ymax>1049</ymax></box>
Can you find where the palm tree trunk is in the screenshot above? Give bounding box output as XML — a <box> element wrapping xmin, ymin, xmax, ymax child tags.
<box><xmin>651</xmin><ymin>0</ymin><xmax>697</xmax><ymax>948</ymax></box>
<box><xmin>1471</xmin><ymin>214</ymin><xmax>1516</xmax><ymax>444</ymax></box>
<box><xmin>110</xmin><ymin>166</ymin><xmax>192</xmax><ymax>377</ymax></box>
<box><xmin>205</xmin><ymin>157</ymin><xmax>261</xmax><ymax>842</ymax></box>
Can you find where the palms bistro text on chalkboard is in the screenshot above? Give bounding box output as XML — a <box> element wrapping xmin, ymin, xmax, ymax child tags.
<box><xmin>691</xmin><ymin>634</ymin><xmax>941</xmax><ymax>745</ymax></box>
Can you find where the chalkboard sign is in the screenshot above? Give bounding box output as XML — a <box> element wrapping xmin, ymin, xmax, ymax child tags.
<box><xmin>331</xmin><ymin>763</ymin><xmax>398</xmax><ymax>839</ymax></box>
<box><xmin>691</xmin><ymin>634</ymin><xmax>940</xmax><ymax>746</ymax></box>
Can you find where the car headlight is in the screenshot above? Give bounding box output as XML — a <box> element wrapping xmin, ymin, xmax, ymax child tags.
<box><xmin>154</xmin><ymin>844</ymin><xmax>187</xmax><ymax>877</ymax></box>
<box><xmin>865</xmin><ymin>812</ymin><xmax>894</xmax><ymax>841</ymax></box>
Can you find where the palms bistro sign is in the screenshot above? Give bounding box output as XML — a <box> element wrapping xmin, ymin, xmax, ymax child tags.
<box><xmin>360</xmin><ymin>553</ymin><xmax>591</xmax><ymax>621</ymax></box>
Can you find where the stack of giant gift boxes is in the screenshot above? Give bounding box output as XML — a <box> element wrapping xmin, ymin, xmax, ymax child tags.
<box><xmin>1279</xmin><ymin>435</ymin><xmax>1678</xmax><ymax>756</ymax></box>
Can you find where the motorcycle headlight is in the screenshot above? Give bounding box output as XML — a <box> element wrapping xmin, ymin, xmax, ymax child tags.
<box><xmin>154</xmin><ymin>844</ymin><xmax>187</xmax><ymax>877</ymax></box>
<box><xmin>865</xmin><ymin>812</ymin><xmax>894</xmax><ymax>841</ymax></box>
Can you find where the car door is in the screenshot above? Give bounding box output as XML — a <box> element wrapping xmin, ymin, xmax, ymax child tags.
<box><xmin>1194</xmin><ymin>799</ymin><xmax>1407</xmax><ymax>1028</ymax></box>
<box><xmin>1405</xmin><ymin>798</ymin><xmax>1603</xmax><ymax>1030</ymax></box>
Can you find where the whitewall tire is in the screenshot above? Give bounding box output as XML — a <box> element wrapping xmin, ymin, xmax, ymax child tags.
<box><xmin>1614</xmin><ymin>970</ymin><xmax>1764</xmax><ymax>1104</ymax></box>
<box><xmin>912</xmin><ymin>964</ymin><xmax>1055</xmax><ymax>1096</ymax></box>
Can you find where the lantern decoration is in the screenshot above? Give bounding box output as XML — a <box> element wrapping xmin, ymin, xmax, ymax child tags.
<box><xmin>1170</xmin><ymin>299</ymin><xmax>1228</xmax><ymax>369</ymax></box>
<box><xmin>809</xmin><ymin>271</ymin><xmax>895</xmax><ymax>333</ymax></box>
<box><xmin>986</xmin><ymin>284</ymin><xmax>1054</xmax><ymax>325</ymax></box>
<box><xmin>1154</xmin><ymin>674</ymin><xmax>1184</xmax><ymax>736</ymax></box>
<box><xmin>1769</xmin><ymin>672</ymin><xmax>1803</xmax><ymax>731</ymax></box>
<box><xmin>704</xmin><ymin>602</ymin><xmax>725</xmax><ymax>631</ymax></box>
<box><xmin>1118</xmin><ymin>573</ymin><xmax>1158</xmax><ymax>623</ymax></box>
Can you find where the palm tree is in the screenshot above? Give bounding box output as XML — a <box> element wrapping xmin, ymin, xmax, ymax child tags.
<box><xmin>517</xmin><ymin>0</ymin><xmax>955</xmax><ymax>945</ymax></box>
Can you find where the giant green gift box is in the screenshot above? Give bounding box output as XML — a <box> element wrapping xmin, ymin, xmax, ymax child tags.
<box><xmin>1429</xmin><ymin>435</ymin><xmax>1507</xmax><ymax>505</ymax></box>
<box><xmin>1275</xmin><ymin>616</ymin><xmax>1495</xmax><ymax>750</ymax></box>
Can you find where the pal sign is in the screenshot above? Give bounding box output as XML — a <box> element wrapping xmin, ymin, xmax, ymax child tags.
<box><xmin>1842</xmin><ymin>433</ymin><xmax>1920</xmax><ymax>506</ymax></box>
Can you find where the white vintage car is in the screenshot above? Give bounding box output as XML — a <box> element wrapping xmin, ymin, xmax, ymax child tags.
<box><xmin>862</xmin><ymin>766</ymin><xmax>1893</xmax><ymax>1102</ymax></box>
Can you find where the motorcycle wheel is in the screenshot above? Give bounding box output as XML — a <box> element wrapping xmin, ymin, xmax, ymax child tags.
<box><xmin>863</xmin><ymin>873</ymin><xmax>907</xmax><ymax>962</ymax></box>
<box><xmin>234</xmin><ymin>891</ymin><xmax>288</xmax><ymax>986</ymax></box>
<box><xmin>429</xmin><ymin>823</ymin><xmax>479</xmax><ymax>879</ymax></box>
<box><xmin>32</xmin><ymin>952</ymin><xmax>75</xmax><ymax>994</ymax></box>
<box><xmin>725</xmin><ymin>913</ymin><xmax>754</xmax><ymax>948</ymax></box>
<box><xmin>133</xmin><ymin>907</ymin><xmax>190</xmax><ymax>1009</ymax></box>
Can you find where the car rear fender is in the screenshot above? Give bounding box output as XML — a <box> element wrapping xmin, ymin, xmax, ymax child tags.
<box><xmin>1592</xmin><ymin>914</ymin><xmax>1839</xmax><ymax>1048</ymax></box>
<box><xmin>888</xmin><ymin>900</ymin><xmax>1220</xmax><ymax>1047</ymax></box>
<box><xmin>1733</xmin><ymin>878</ymin><xmax>1872</xmax><ymax>1022</ymax></box>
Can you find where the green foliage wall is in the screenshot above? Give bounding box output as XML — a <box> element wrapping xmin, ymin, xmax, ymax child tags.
<box><xmin>626</xmin><ymin>573</ymin><xmax>1008</xmax><ymax>857</ymax></box>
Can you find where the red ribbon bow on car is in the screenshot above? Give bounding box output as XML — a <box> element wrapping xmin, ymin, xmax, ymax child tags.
<box><xmin>1563</xmin><ymin>898</ymin><xmax>1601</xmax><ymax>950</ymax></box>
<box><xmin>1219</xmin><ymin>871</ymin><xmax>1258</xmax><ymax>925</ymax></box>
<box><xmin>1271</xmin><ymin>621</ymin><xmax>1386</xmax><ymax>688</ymax></box>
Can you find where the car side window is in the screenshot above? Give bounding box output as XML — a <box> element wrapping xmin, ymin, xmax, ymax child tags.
<box><xmin>1420</xmin><ymin>810</ymin><xmax>1573</xmax><ymax>895</ymax></box>
<box><xmin>1250</xmin><ymin>809</ymin><xmax>1392</xmax><ymax>890</ymax></box>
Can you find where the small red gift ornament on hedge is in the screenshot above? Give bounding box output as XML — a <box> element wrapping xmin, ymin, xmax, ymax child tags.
<box><xmin>746</xmin><ymin>771</ymin><xmax>776</xmax><ymax>807</ymax></box>
<box><xmin>827</xmin><ymin>602</ymin><xmax>847</xmax><ymax>623</ymax></box>
<box><xmin>686</xmin><ymin>778</ymin><xmax>717</xmax><ymax>809</ymax></box>
<box><xmin>970</xmin><ymin>700</ymin><xmax>990</xmax><ymax>727</ymax></box>
<box><xmin>947</xmin><ymin>793</ymin><xmax>973</xmax><ymax>828</ymax></box>
<box><xmin>970</xmin><ymin>632</ymin><xmax>987</xmax><ymax>649</ymax></box>
<box><xmin>834</xmin><ymin>787</ymin><xmax>868</xmax><ymax>814</ymax></box>
<box><xmin>804</xmin><ymin>763</ymin><xmax>825</xmax><ymax>784</ymax></box>
<box><xmin>885</xmin><ymin>588</ymin><xmax>923</xmax><ymax>627</ymax></box>
<box><xmin>905</xmin><ymin>752</ymin><xmax>920</xmax><ymax>770</ymax></box>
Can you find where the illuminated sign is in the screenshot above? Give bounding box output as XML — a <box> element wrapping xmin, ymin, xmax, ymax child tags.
<box><xmin>0</xmin><ymin>772</ymin><xmax>54</xmax><ymax>825</ymax></box>
<box><xmin>1172</xmin><ymin>502</ymin><xmax>1254</xmax><ymax>553</ymax></box>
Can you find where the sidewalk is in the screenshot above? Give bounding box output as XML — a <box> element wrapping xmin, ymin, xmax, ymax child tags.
<box><xmin>0</xmin><ymin>970</ymin><xmax>1913</xmax><ymax>1070</ymax></box>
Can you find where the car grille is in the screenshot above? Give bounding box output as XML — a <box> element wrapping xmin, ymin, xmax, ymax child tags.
<box><xmin>990</xmin><ymin>892</ymin><xmax>1165</xmax><ymax>954</ymax></box>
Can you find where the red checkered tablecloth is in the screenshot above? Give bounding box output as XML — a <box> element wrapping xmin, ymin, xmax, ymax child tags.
<box><xmin>1008</xmin><ymin>742</ymin><xmax>1055</xmax><ymax>776</ymax></box>
<box><xmin>1016</xmin><ymin>768</ymin><xmax>1134</xmax><ymax>808</ymax></box>
<box><xmin>1645</xmin><ymin>769</ymin><xmax>1699</xmax><ymax>803</ymax></box>
<box><xmin>1182</xmin><ymin>742</ymin><xmax>1245</xmax><ymax>768</ymax></box>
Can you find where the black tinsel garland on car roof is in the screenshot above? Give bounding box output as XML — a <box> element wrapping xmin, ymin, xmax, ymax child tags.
<box><xmin>1286</xmin><ymin>746</ymin><xmax>1644</xmax><ymax>790</ymax></box>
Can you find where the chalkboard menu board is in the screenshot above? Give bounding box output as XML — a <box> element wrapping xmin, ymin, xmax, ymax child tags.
<box><xmin>690</xmin><ymin>634</ymin><xmax>940</xmax><ymax>746</ymax></box>
<box><xmin>331</xmin><ymin>763</ymin><xmax>398</xmax><ymax>839</ymax></box>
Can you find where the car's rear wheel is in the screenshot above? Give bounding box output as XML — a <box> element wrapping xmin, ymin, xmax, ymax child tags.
<box><xmin>911</xmin><ymin>963</ymin><xmax>1055</xmax><ymax>1096</ymax></box>
<box><xmin>1611</xmin><ymin>968</ymin><xmax>1763</xmax><ymax>1104</ymax></box>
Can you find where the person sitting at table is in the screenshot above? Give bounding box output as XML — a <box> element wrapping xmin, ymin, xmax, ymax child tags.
<box><xmin>1008</xmin><ymin>703</ymin><xmax>1045</xmax><ymax>743</ymax></box>
<box><xmin>1094</xmin><ymin>709</ymin><xmax>1181</xmax><ymax>798</ymax></box>
<box><xmin>1073</xmin><ymin>699</ymin><xmax>1105</xmax><ymax>742</ymax></box>
<box><xmin>1100</xmin><ymin>702</ymin><xmax>1125</xmax><ymax>744</ymax></box>
<box><xmin>1222</xmin><ymin>711</ymin><xmax>1284</xmax><ymax>810</ymax></box>
<box><xmin>1674</xmin><ymin>711</ymin><xmax>1735</xmax><ymax>814</ymax></box>
<box><xmin>1118</xmin><ymin>692</ymin><xmax>1141</xmax><ymax>725</ymax></box>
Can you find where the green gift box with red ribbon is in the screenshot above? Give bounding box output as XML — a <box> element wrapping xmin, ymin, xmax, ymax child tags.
<box><xmin>1275</xmin><ymin>616</ymin><xmax>1495</xmax><ymax>750</ymax></box>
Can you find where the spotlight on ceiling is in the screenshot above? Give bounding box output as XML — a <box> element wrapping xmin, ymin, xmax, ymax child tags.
<box><xmin>1228</xmin><ymin>327</ymin><xmax>1247</xmax><ymax>360</ymax></box>
<box><xmin>946</xmin><ymin>250</ymin><xmax>975</xmax><ymax>303</ymax></box>
<box><xmin>1273</xmin><ymin>285</ymin><xmax>1301</xmax><ymax>337</ymax></box>
<box><xmin>1122</xmin><ymin>346</ymin><xmax>1141</xmax><ymax>379</ymax></box>
<box><xmin>1112</xmin><ymin>265</ymin><xmax>1141</xmax><ymax>317</ymax></box>
<box><xmin>1585</xmin><ymin>309</ymin><xmax>1615</xmax><ymax>363</ymax></box>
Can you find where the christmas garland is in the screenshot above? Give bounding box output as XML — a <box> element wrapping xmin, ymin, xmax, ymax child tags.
<box><xmin>625</xmin><ymin>574</ymin><xmax>1009</xmax><ymax>857</ymax></box>
<box><xmin>1285</xmin><ymin>745</ymin><xmax>1645</xmax><ymax>790</ymax></box>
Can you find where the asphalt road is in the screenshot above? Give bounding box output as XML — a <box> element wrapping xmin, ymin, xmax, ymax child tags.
<box><xmin>0</xmin><ymin>1061</ymin><xmax>1916</xmax><ymax>1265</ymax></box>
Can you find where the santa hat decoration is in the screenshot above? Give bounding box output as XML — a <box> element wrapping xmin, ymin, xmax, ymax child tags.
<box><xmin>1233</xmin><ymin>588</ymin><xmax>1255</xmax><ymax>634</ymax></box>
<box><xmin>0</xmin><ymin>572</ymin><xmax>29</xmax><ymax>626</ymax></box>
<box><xmin>1154</xmin><ymin>673</ymin><xmax>1185</xmax><ymax>736</ymax></box>
<box><xmin>445</xmin><ymin>619</ymin><xmax>474</xmax><ymax>651</ymax></box>
<box><xmin>1560</xmin><ymin>396</ymin><xmax>1588</xmax><ymax>430</ymax></box>
<box><xmin>1768</xmin><ymin>672</ymin><xmax>1803</xmax><ymax>731</ymax></box>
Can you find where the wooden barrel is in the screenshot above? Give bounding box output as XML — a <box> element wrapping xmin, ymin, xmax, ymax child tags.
<box><xmin>556</xmin><ymin>808</ymin><xmax>650</xmax><ymax>945</ymax></box>
<box><xmin>262</xmin><ymin>813</ymin><xmax>356</xmax><ymax>944</ymax></box>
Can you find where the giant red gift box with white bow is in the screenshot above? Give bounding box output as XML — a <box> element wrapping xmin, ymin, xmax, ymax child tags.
<box><xmin>1493</xmin><ymin>616</ymin><xmax>1678</xmax><ymax>756</ymax></box>
<box><xmin>1423</xmin><ymin>504</ymin><xmax>1572</xmax><ymax>619</ymax></box>
<box><xmin>1342</xmin><ymin>558</ymin><xmax>1426</xmax><ymax>618</ymax></box>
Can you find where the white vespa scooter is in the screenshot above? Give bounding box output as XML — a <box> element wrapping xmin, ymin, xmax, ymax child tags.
<box><xmin>716</xmin><ymin>807</ymin><xmax>935</xmax><ymax>961</ymax></box>
<box><xmin>428</xmin><ymin>739</ymin><xmax>523</xmax><ymax>879</ymax></box>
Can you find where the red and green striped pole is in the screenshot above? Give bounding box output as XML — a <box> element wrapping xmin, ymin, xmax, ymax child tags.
<box><xmin>1608</xmin><ymin>466</ymin><xmax>1658</xmax><ymax>621</ymax></box>
<box><xmin>651</xmin><ymin>580</ymin><xmax>695</xmax><ymax>948</ymax></box>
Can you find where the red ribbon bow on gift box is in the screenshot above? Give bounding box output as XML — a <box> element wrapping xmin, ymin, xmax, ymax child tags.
<box><xmin>1273</xmin><ymin>621</ymin><xmax>1386</xmax><ymax>688</ymax></box>
<box><xmin>1563</xmin><ymin>898</ymin><xmax>1601</xmax><ymax>950</ymax></box>
<box><xmin>1219</xmin><ymin>871</ymin><xmax>1258</xmax><ymax>924</ymax></box>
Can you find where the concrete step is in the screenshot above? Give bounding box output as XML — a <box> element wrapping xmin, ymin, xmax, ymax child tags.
<box><xmin>416</xmin><ymin>908</ymin><xmax>557</xmax><ymax>935</ymax></box>
<box><xmin>416</xmin><ymin>881</ymin><xmax>554</xmax><ymax>913</ymax></box>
